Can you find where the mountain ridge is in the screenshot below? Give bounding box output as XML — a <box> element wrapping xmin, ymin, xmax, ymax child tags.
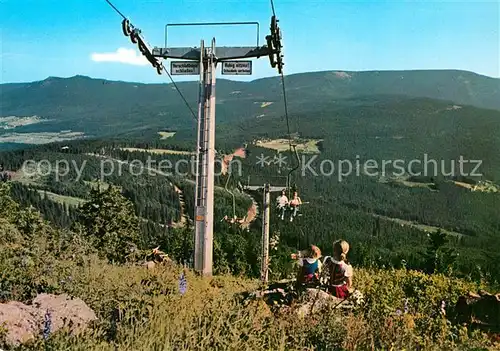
<box><xmin>2</xmin><ymin>68</ymin><xmax>499</xmax><ymax>85</ymax></box>
<box><xmin>1</xmin><ymin>69</ymin><xmax>499</xmax><ymax>148</ymax></box>
<box><xmin>2</xmin><ymin>69</ymin><xmax>498</xmax><ymax>112</ymax></box>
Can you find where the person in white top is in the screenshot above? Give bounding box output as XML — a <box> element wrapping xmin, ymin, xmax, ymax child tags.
<box><xmin>276</xmin><ymin>189</ymin><xmax>288</xmax><ymax>220</ymax></box>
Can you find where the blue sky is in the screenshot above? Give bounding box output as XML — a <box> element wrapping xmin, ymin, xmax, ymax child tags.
<box><xmin>0</xmin><ymin>0</ymin><xmax>499</xmax><ymax>83</ymax></box>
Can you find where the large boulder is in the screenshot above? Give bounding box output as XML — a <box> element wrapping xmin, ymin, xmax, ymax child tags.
<box><xmin>295</xmin><ymin>288</ymin><xmax>342</xmax><ymax>318</ymax></box>
<box><xmin>454</xmin><ymin>290</ymin><xmax>500</xmax><ymax>332</ymax></box>
<box><xmin>241</xmin><ymin>281</ymin><xmax>364</xmax><ymax>318</ymax></box>
<box><xmin>0</xmin><ymin>301</ymin><xmax>41</xmax><ymax>346</ymax></box>
<box><xmin>295</xmin><ymin>288</ymin><xmax>364</xmax><ymax>318</ymax></box>
<box><xmin>0</xmin><ymin>294</ymin><xmax>97</xmax><ymax>347</ymax></box>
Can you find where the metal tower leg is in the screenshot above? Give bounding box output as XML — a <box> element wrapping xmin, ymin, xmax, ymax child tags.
<box><xmin>194</xmin><ymin>39</ymin><xmax>217</xmax><ymax>276</ymax></box>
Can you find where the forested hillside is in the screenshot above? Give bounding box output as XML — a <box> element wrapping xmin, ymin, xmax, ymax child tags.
<box><xmin>1</xmin><ymin>183</ymin><xmax>498</xmax><ymax>350</ymax></box>
<box><xmin>1</xmin><ymin>70</ymin><xmax>499</xmax><ymax>284</ymax></box>
<box><xmin>1</xmin><ymin>128</ymin><xmax>499</xmax><ymax>284</ymax></box>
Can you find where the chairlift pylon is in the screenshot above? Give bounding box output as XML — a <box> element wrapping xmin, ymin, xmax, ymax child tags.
<box><xmin>224</xmin><ymin>172</ymin><xmax>236</xmax><ymax>219</ymax></box>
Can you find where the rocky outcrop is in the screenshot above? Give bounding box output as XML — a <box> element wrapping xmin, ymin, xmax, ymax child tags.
<box><xmin>0</xmin><ymin>294</ymin><xmax>97</xmax><ymax>346</ymax></box>
<box><xmin>0</xmin><ymin>301</ymin><xmax>40</xmax><ymax>346</ymax></box>
<box><xmin>242</xmin><ymin>282</ymin><xmax>364</xmax><ymax>318</ymax></box>
<box><xmin>454</xmin><ymin>290</ymin><xmax>500</xmax><ymax>332</ymax></box>
<box><xmin>295</xmin><ymin>288</ymin><xmax>364</xmax><ymax>318</ymax></box>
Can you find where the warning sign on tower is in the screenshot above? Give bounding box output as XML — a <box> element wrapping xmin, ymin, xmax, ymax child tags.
<box><xmin>170</xmin><ymin>61</ymin><xmax>200</xmax><ymax>75</ymax></box>
<box><xmin>221</xmin><ymin>61</ymin><xmax>252</xmax><ymax>75</ymax></box>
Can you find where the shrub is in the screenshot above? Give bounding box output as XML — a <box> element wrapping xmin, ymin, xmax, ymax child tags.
<box><xmin>75</xmin><ymin>185</ymin><xmax>141</xmax><ymax>263</ymax></box>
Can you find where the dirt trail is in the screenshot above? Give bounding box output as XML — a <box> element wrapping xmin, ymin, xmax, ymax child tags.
<box><xmin>170</xmin><ymin>183</ymin><xmax>187</xmax><ymax>228</ymax></box>
<box><xmin>372</xmin><ymin>214</ymin><xmax>464</xmax><ymax>238</ymax></box>
<box><xmin>239</xmin><ymin>194</ymin><xmax>259</xmax><ymax>231</ymax></box>
<box><xmin>88</xmin><ymin>153</ymin><xmax>258</xmax><ymax>229</ymax></box>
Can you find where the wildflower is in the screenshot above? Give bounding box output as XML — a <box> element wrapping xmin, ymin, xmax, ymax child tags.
<box><xmin>43</xmin><ymin>310</ymin><xmax>52</xmax><ymax>340</ymax></box>
<box><xmin>396</xmin><ymin>309</ymin><xmax>402</xmax><ymax>316</ymax></box>
<box><xmin>179</xmin><ymin>271</ymin><xmax>187</xmax><ymax>295</ymax></box>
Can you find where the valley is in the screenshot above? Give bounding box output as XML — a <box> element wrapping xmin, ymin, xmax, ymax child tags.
<box><xmin>254</xmin><ymin>138</ymin><xmax>322</xmax><ymax>154</ymax></box>
<box><xmin>120</xmin><ymin>147</ymin><xmax>195</xmax><ymax>155</ymax></box>
<box><xmin>372</xmin><ymin>214</ymin><xmax>465</xmax><ymax>239</ymax></box>
<box><xmin>0</xmin><ymin>131</ymin><xmax>85</xmax><ymax>145</ymax></box>
<box><xmin>0</xmin><ymin>115</ymin><xmax>45</xmax><ymax>130</ymax></box>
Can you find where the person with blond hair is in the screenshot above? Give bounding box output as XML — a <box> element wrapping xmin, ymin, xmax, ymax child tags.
<box><xmin>323</xmin><ymin>239</ymin><xmax>353</xmax><ymax>298</ymax></box>
<box><xmin>291</xmin><ymin>245</ymin><xmax>323</xmax><ymax>284</ymax></box>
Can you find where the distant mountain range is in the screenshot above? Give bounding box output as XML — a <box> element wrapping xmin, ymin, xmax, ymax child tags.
<box><xmin>0</xmin><ymin>69</ymin><xmax>499</xmax><ymax>144</ymax></box>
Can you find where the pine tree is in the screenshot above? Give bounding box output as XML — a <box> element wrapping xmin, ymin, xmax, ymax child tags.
<box><xmin>423</xmin><ymin>230</ymin><xmax>458</xmax><ymax>275</ymax></box>
<box><xmin>76</xmin><ymin>185</ymin><xmax>140</xmax><ymax>263</ymax></box>
<box><xmin>0</xmin><ymin>183</ymin><xmax>19</xmax><ymax>221</ymax></box>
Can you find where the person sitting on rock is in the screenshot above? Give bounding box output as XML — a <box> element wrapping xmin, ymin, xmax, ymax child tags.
<box><xmin>291</xmin><ymin>245</ymin><xmax>323</xmax><ymax>284</ymax></box>
<box><xmin>276</xmin><ymin>189</ymin><xmax>289</xmax><ymax>220</ymax></box>
<box><xmin>323</xmin><ymin>239</ymin><xmax>353</xmax><ymax>299</ymax></box>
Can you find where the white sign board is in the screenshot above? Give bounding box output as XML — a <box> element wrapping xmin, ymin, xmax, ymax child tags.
<box><xmin>170</xmin><ymin>61</ymin><xmax>200</xmax><ymax>75</ymax></box>
<box><xmin>221</xmin><ymin>61</ymin><xmax>252</xmax><ymax>75</ymax></box>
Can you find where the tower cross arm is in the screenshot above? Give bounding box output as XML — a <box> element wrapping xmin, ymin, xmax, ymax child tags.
<box><xmin>152</xmin><ymin>46</ymin><xmax>274</xmax><ymax>61</ymax></box>
<box><xmin>152</xmin><ymin>47</ymin><xmax>202</xmax><ymax>60</ymax></box>
<box><xmin>216</xmin><ymin>46</ymin><xmax>274</xmax><ymax>60</ymax></box>
<box><xmin>243</xmin><ymin>185</ymin><xmax>284</xmax><ymax>192</ymax></box>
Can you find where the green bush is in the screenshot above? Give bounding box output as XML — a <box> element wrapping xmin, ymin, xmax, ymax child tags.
<box><xmin>75</xmin><ymin>185</ymin><xmax>141</xmax><ymax>263</ymax></box>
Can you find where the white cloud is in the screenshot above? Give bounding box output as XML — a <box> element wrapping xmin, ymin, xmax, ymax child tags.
<box><xmin>90</xmin><ymin>48</ymin><xmax>149</xmax><ymax>66</ymax></box>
